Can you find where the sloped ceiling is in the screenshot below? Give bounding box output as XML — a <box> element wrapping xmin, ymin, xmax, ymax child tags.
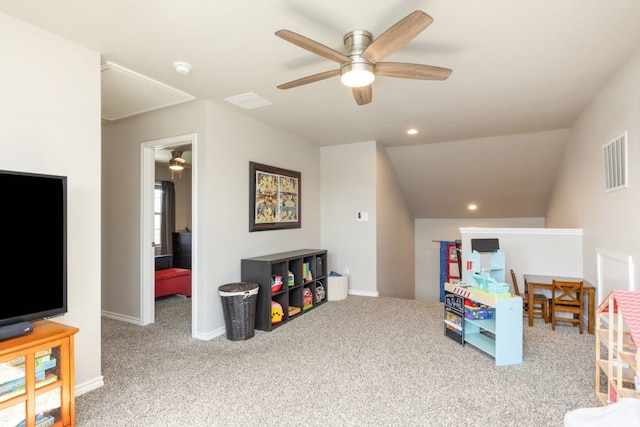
<box><xmin>2</xmin><ymin>1</ymin><xmax>640</xmax><ymax>217</ymax></box>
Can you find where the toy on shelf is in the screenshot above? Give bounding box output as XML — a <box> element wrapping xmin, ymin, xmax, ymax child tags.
<box><xmin>271</xmin><ymin>275</ymin><xmax>283</xmax><ymax>294</ymax></box>
<box><xmin>470</xmin><ymin>271</ymin><xmax>509</xmax><ymax>294</ymax></box>
<box><xmin>271</xmin><ymin>301</ymin><xmax>283</xmax><ymax>324</ymax></box>
<box><xmin>315</xmin><ymin>282</ymin><xmax>325</xmax><ymax>302</ymax></box>
<box><xmin>463</xmin><ymin>298</ymin><xmax>495</xmax><ymax>320</ymax></box>
<box><xmin>302</xmin><ymin>287</ymin><xmax>313</xmax><ymax>310</ymax></box>
<box><xmin>303</xmin><ymin>262</ymin><xmax>313</xmax><ymax>283</ymax></box>
<box><xmin>288</xmin><ymin>271</ymin><xmax>295</xmax><ymax>287</ymax></box>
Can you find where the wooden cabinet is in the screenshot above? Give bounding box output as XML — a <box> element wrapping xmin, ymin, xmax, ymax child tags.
<box><xmin>595</xmin><ymin>290</ymin><xmax>640</xmax><ymax>405</ymax></box>
<box><xmin>0</xmin><ymin>321</ymin><xmax>79</xmax><ymax>427</ymax></box>
<box><xmin>241</xmin><ymin>249</ymin><xmax>327</xmax><ymax>331</ymax></box>
<box><xmin>172</xmin><ymin>232</ymin><xmax>191</xmax><ymax>269</ymax></box>
<box><xmin>444</xmin><ymin>282</ymin><xmax>522</xmax><ymax>366</ymax></box>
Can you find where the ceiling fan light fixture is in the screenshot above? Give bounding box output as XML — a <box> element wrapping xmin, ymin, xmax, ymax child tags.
<box><xmin>340</xmin><ymin>61</ymin><xmax>375</xmax><ymax>88</ymax></box>
<box><xmin>169</xmin><ymin>159</ymin><xmax>184</xmax><ymax>171</ymax></box>
<box><xmin>169</xmin><ymin>150</ymin><xmax>186</xmax><ymax>171</ymax></box>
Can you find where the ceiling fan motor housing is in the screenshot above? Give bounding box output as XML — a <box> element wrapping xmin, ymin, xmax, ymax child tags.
<box><xmin>343</xmin><ymin>30</ymin><xmax>372</xmax><ymax>56</ymax></box>
<box><xmin>341</xmin><ymin>30</ymin><xmax>375</xmax><ymax>87</ymax></box>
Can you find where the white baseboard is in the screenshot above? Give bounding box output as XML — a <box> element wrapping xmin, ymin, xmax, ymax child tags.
<box><xmin>101</xmin><ymin>310</ymin><xmax>141</xmax><ymax>325</ymax></box>
<box><xmin>193</xmin><ymin>326</ymin><xmax>225</xmax><ymax>341</ymax></box>
<box><xmin>75</xmin><ymin>375</ymin><xmax>104</xmax><ymax>397</ymax></box>
<box><xmin>348</xmin><ymin>290</ymin><xmax>379</xmax><ymax>297</ymax></box>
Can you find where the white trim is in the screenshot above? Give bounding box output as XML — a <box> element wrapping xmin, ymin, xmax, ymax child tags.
<box><xmin>140</xmin><ymin>145</ymin><xmax>155</xmax><ymax>326</ymax></box>
<box><xmin>459</xmin><ymin>227</ymin><xmax>582</xmax><ymax>236</ymax></box>
<box><xmin>596</xmin><ymin>248</ymin><xmax>635</xmax><ymax>302</ymax></box>
<box><xmin>348</xmin><ymin>290</ymin><xmax>379</xmax><ymax>297</ymax></box>
<box><xmin>101</xmin><ymin>310</ymin><xmax>140</xmax><ymax>324</ymax></box>
<box><xmin>140</xmin><ymin>133</ymin><xmax>198</xmax><ymax>337</ymax></box>
<box><xmin>193</xmin><ymin>326</ymin><xmax>226</xmax><ymax>341</ymax></box>
<box><xmin>74</xmin><ymin>376</ymin><xmax>105</xmax><ymax>397</ymax></box>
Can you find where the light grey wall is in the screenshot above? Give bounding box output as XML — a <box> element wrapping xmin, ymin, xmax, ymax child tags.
<box><xmin>376</xmin><ymin>143</ymin><xmax>415</xmax><ymax>299</ymax></box>
<box><xmin>0</xmin><ymin>13</ymin><xmax>103</xmax><ymax>393</ymax></box>
<box><xmin>546</xmin><ymin>46</ymin><xmax>640</xmax><ymax>300</ymax></box>
<box><xmin>321</xmin><ymin>142</ymin><xmax>377</xmax><ymax>296</ymax></box>
<box><xmin>415</xmin><ymin>217</ymin><xmax>544</xmax><ymax>301</ymax></box>
<box><xmin>102</xmin><ymin>98</ymin><xmax>321</xmax><ymax>335</ymax></box>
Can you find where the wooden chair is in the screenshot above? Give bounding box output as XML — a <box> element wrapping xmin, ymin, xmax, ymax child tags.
<box><xmin>510</xmin><ymin>269</ymin><xmax>548</xmax><ymax>323</ymax></box>
<box><xmin>550</xmin><ymin>279</ymin><xmax>584</xmax><ymax>334</ymax></box>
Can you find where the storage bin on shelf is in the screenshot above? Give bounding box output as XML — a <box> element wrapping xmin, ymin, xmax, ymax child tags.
<box><xmin>464</xmin><ymin>304</ymin><xmax>495</xmax><ymax>320</ymax></box>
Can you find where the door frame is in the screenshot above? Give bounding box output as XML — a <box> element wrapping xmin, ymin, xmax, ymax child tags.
<box><xmin>140</xmin><ymin>133</ymin><xmax>197</xmax><ymax>334</ymax></box>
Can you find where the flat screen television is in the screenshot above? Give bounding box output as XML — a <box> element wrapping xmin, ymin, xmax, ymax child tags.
<box><xmin>0</xmin><ymin>169</ymin><xmax>67</xmax><ymax>340</ymax></box>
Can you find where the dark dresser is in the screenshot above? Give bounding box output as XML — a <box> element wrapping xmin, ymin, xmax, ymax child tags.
<box><xmin>172</xmin><ymin>231</ymin><xmax>192</xmax><ymax>269</ymax></box>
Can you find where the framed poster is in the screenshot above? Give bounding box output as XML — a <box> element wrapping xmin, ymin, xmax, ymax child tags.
<box><xmin>249</xmin><ymin>161</ymin><xmax>301</xmax><ymax>232</ymax></box>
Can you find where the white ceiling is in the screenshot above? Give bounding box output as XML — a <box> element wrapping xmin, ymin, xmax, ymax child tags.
<box><xmin>3</xmin><ymin>1</ymin><xmax>640</xmax><ymax>218</ymax></box>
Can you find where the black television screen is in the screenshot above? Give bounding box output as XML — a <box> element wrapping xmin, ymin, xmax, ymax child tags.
<box><xmin>0</xmin><ymin>170</ymin><xmax>67</xmax><ymax>331</ymax></box>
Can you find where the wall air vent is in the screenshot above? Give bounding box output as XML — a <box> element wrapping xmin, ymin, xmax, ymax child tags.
<box><xmin>602</xmin><ymin>131</ymin><xmax>628</xmax><ymax>192</ymax></box>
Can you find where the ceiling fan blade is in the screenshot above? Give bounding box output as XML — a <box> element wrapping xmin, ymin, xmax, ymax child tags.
<box><xmin>277</xmin><ymin>69</ymin><xmax>340</xmax><ymax>89</ymax></box>
<box><xmin>362</xmin><ymin>10</ymin><xmax>433</xmax><ymax>63</ymax></box>
<box><xmin>376</xmin><ymin>62</ymin><xmax>452</xmax><ymax>80</ymax></box>
<box><xmin>276</xmin><ymin>29</ymin><xmax>351</xmax><ymax>63</ymax></box>
<box><xmin>352</xmin><ymin>85</ymin><xmax>372</xmax><ymax>106</ymax></box>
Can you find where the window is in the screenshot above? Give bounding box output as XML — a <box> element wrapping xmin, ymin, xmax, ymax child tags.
<box><xmin>154</xmin><ymin>182</ymin><xmax>163</xmax><ymax>247</ymax></box>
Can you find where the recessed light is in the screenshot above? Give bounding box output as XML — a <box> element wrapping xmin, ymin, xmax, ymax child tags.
<box><xmin>406</xmin><ymin>129</ymin><xmax>418</xmax><ymax>135</ymax></box>
<box><xmin>468</xmin><ymin>204</ymin><xmax>477</xmax><ymax>210</ymax></box>
<box><xmin>173</xmin><ymin>62</ymin><xmax>192</xmax><ymax>75</ymax></box>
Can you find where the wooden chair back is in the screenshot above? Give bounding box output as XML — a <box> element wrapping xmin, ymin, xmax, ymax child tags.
<box><xmin>510</xmin><ymin>269</ymin><xmax>522</xmax><ymax>296</ymax></box>
<box><xmin>510</xmin><ymin>269</ymin><xmax>548</xmax><ymax>323</ymax></box>
<box><xmin>550</xmin><ymin>279</ymin><xmax>584</xmax><ymax>333</ymax></box>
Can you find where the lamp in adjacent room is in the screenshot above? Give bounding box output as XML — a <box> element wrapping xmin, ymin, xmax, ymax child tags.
<box><xmin>169</xmin><ymin>151</ymin><xmax>185</xmax><ymax>179</ymax></box>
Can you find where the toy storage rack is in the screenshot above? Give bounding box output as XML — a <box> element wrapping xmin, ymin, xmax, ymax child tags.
<box><xmin>444</xmin><ymin>282</ymin><xmax>522</xmax><ymax>366</ymax></box>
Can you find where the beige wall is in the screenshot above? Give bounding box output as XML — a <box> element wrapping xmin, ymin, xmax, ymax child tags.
<box><xmin>321</xmin><ymin>142</ymin><xmax>378</xmax><ymax>296</ymax></box>
<box><xmin>546</xmin><ymin>47</ymin><xmax>640</xmax><ymax>301</ymax></box>
<box><xmin>102</xmin><ymin>99</ymin><xmax>322</xmax><ymax>335</ymax></box>
<box><xmin>0</xmin><ymin>13</ymin><xmax>103</xmax><ymax>393</ymax></box>
<box><xmin>376</xmin><ymin>142</ymin><xmax>415</xmax><ymax>299</ymax></box>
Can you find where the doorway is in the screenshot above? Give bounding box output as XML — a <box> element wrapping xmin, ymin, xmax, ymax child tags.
<box><xmin>140</xmin><ymin>133</ymin><xmax>197</xmax><ymax>336</ymax></box>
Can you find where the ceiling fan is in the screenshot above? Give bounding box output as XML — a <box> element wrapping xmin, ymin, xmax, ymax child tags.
<box><xmin>275</xmin><ymin>10</ymin><xmax>452</xmax><ymax>106</ymax></box>
<box><xmin>169</xmin><ymin>150</ymin><xmax>187</xmax><ymax>171</ymax></box>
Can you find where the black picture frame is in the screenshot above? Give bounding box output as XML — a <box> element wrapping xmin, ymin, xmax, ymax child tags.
<box><xmin>249</xmin><ymin>161</ymin><xmax>301</xmax><ymax>232</ymax></box>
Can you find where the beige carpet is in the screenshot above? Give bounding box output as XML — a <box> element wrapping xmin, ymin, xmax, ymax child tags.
<box><xmin>76</xmin><ymin>295</ymin><xmax>599</xmax><ymax>426</ymax></box>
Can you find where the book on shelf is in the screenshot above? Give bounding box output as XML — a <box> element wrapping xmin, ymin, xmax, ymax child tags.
<box><xmin>288</xmin><ymin>306</ymin><xmax>301</xmax><ymax>316</ymax></box>
<box><xmin>10</xmin><ymin>349</ymin><xmax>52</xmax><ymax>366</ymax></box>
<box><xmin>11</xmin><ymin>355</ymin><xmax>55</xmax><ymax>373</ymax></box>
<box><xmin>0</xmin><ymin>368</ymin><xmax>46</xmax><ymax>394</ymax></box>
<box><xmin>16</xmin><ymin>412</ymin><xmax>55</xmax><ymax>427</ymax></box>
<box><xmin>0</xmin><ymin>373</ymin><xmax>58</xmax><ymax>402</ymax></box>
<box><xmin>0</xmin><ymin>354</ymin><xmax>56</xmax><ymax>385</ymax></box>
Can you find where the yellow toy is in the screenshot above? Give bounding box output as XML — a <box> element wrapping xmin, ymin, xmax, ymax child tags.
<box><xmin>271</xmin><ymin>301</ymin><xmax>283</xmax><ymax>324</ymax></box>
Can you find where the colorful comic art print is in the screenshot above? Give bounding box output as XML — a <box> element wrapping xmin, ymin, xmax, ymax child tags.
<box><xmin>250</xmin><ymin>162</ymin><xmax>301</xmax><ymax>231</ymax></box>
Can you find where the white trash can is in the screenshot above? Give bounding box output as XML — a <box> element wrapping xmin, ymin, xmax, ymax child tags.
<box><xmin>327</xmin><ymin>274</ymin><xmax>348</xmax><ymax>301</ymax></box>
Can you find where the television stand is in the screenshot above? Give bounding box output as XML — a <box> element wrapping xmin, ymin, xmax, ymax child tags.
<box><xmin>0</xmin><ymin>320</ymin><xmax>79</xmax><ymax>426</ymax></box>
<box><xmin>0</xmin><ymin>321</ymin><xmax>33</xmax><ymax>341</ymax></box>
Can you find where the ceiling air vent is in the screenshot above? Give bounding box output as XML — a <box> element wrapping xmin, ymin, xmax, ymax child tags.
<box><xmin>602</xmin><ymin>131</ymin><xmax>628</xmax><ymax>192</ymax></box>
